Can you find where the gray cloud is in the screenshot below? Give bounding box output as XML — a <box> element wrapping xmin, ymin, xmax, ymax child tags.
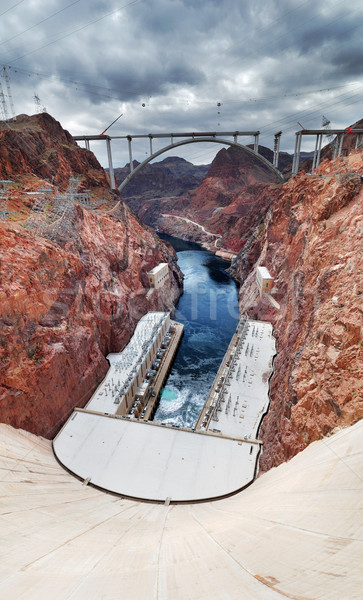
<box><xmin>0</xmin><ymin>0</ymin><xmax>362</xmax><ymax>167</ymax></box>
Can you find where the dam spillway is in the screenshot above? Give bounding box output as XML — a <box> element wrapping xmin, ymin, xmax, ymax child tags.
<box><xmin>3</xmin><ymin>420</ymin><xmax>363</xmax><ymax>600</ymax></box>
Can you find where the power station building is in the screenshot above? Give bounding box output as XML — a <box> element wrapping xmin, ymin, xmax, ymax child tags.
<box><xmin>147</xmin><ymin>263</ymin><xmax>169</xmax><ymax>289</ymax></box>
<box><xmin>86</xmin><ymin>312</ymin><xmax>171</xmax><ymax>417</ymax></box>
<box><xmin>256</xmin><ymin>266</ymin><xmax>274</xmax><ymax>297</ymax></box>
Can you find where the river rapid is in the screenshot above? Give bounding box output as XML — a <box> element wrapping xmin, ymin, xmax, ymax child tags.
<box><xmin>153</xmin><ymin>234</ymin><xmax>239</xmax><ymax>428</ymax></box>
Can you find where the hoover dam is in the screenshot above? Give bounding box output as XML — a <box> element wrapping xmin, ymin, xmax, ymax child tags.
<box><xmin>1</xmin><ymin>419</ymin><xmax>362</xmax><ymax>599</ymax></box>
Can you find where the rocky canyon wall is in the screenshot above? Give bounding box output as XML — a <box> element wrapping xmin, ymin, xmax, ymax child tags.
<box><xmin>0</xmin><ymin>114</ymin><xmax>182</xmax><ymax>438</ymax></box>
<box><xmin>0</xmin><ymin>205</ymin><xmax>182</xmax><ymax>438</ymax></box>
<box><xmin>230</xmin><ymin>151</ymin><xmax>363</xmax><ymax>470</ymax></box>
<box><xmin>0</xmin><ymin>112</ymin><xmax>112</xmax><ymax>193</ymax></box>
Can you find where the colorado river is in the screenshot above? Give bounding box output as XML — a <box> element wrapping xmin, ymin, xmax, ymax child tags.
<box><xmin>153</xmin><ymin>234</ymin><xmax>239</xmax><ymax>427</ymax></box>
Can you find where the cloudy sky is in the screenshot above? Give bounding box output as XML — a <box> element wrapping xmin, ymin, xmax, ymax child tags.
<box><xmin>0</xmin><ymin>0</ymin><xmax>362</xmax><ymax>167</ymax></box>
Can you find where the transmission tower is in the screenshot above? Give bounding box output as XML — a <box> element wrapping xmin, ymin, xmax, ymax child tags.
<box><xmin>0</xmin><ymin>79</ymin><xmax>9</xmax><ymax>122</ymax></box>
<box><xmin>33</xmin><ymin>92</ymin><xmax>46</xmax><ymax>114</ymax></box>
<box><xmin>23</xmin><ymin>186</ymin><xmax>55</xmax><ymax>234</ymax></box>
<box><xmin>66</xmin><ymin>176</ymin><xmax>80</xmax><ymax>199</ymax></box>
<box><xmin>45</xmin><ymin>177</ymin><xmax>81</xmax><ymax>239</ymax></box>
<box><xmin>322</xmin><ymin>115</ymin><xmax>333</xmax><ymax>140</ymax></box>
<box><xmin>24</xmin><ymin>176</ymin><xmax>101</xmax><ymax>240</ymax></box>
<box><xmin>34</xmin><ymin>93</ymin><xmax>41</xmax><ymax>113</ymax></box>
<box><xmin>0</xmin><ymin>180</ymin><xmax>12</xmax><ymax>221</ymax></box>
<box><xmin>2</xmin><ymin>67</ymin><xmax>16</xmax><ymax>120</ymax></box>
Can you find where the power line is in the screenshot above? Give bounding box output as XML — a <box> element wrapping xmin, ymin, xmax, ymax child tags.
<box><xmin>220</xmin><ymin>0</ymin><xmax>350</xmax><ymax>75</ymax></box>
<box><xmin>7</xmin><ymin>65</ymin><xmax>140</xmax><ymax>99</ymax></box>
<box><xmin>8</xmin><ymin>0</ymin><xmax>143</xmax><ymax>63</ymax></box>
<box><xmin>213</xmin><ymin>83</ymin><xmax>363</xmax><ymax>106</ymax></box>
<box><xmin>7</xmin><ymin>64</ymin><xmax>362</xmax><ymax>110</ymax></box>
<box><xmin>260</xmin><ymin>86</ymin><xmax>363</xmax><ymax>135</ymax></box>
<box><xmin>0</xmin><ymin>0</ymin><xmax>25</xmax><ymax>19</ymax></box>
<box><xmin>0</xmin><ymin>0</ymin><xmax>83</xmax><ymax>47</ymax></box>
<box><xmin>198</xmin><ymin>0</ymin><xmax>316</xmax><ymax>78</ymax></box>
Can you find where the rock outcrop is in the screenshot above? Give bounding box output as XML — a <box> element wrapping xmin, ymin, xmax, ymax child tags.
<box><xmin>0</xmin><ymin>114</ymin><xmax>183</xmax><ymax>438</ymax></box>
<box><xmin>0</xmin><ymin>113</ymin><xmax>112</xmax><ymax>194</ymax></box>
<box><xmin>230</xmin><ymin>150</ymin><xmax>363</xmax><ymax>470</ymax></box>
<box><xmin>115</xmin><ymin>156</ymin><xmax>209</xmax><ymax>199</ymax></box>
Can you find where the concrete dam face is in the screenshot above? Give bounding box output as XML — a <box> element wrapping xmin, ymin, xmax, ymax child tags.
<box><xmin>1</xmin><ymin>419</ymin><xmax>362</xmax><ymax>599</ymax></box>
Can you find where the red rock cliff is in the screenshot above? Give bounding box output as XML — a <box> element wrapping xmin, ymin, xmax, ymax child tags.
<box><xmin>0</xmin><ymin>114</ymin><xmax>182</xmax><ymax>438</ymax></box>
<box><xmin>0</xmin><ymin>206</ymin><xmax>182</xmax><ymax>438</ymax></box>
<box><xmin>230</xmin><ymin>151</ymin><xmax>363</xmax><ymax>470</ymax></box>
<box><xmin>0</xmin><ymin>112</ymin><xmax>112</xmax><ymax>193</ymax></box>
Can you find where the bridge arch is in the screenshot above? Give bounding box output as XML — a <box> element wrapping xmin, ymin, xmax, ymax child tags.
<box><xmin>118</xmin><ymin>136</ymin><xmax>284</xmax><ymax>193</ymax></box>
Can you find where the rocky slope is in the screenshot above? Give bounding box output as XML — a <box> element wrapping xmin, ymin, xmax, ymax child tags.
<box><xmin>0</xmin><ymin>113</ymin><xmax>112</xmax><ymax>195</ymax></box>
<box><xmin>115</xmin><ymin>156</ymin><xmax>209</xmax><ymax>199</ymax></box>
<box><xmin>230</xmin><ymin>150</ymin><xmax>363</xmax><ymax>470</ymax></box>
<box><xmin>126</xmin><ymin>146</ymin><xmax>282</xmax><ymax>254</ymax></box>
<box><xmin>0</xmin><ymin>114</ymin><xmax>183</xmax><ymax>438</ymax></box>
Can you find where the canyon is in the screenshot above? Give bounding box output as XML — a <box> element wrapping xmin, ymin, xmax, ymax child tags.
<box><xmin>123</xmin><ymin>138</ymin><xmax>362</xmax><ymax>470</ymax></box>
<box><xmin>231</xmin><ymin>152</ymin><xmax>363</xmax><ymax>470</ymax></box>
<box><xmin>125</xmin><ymin>145</ymin><xmax>282</xmax><ymax>253</ymax></box>
<box><xmin>0</xmin><ymin>112</ymin><xmax>362</xmax><ymax>475</ymax></box>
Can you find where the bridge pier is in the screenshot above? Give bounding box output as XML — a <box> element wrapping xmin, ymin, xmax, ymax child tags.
<box><xmin>106</xmin><ymin>138</ymin><xmax>116</xmax><ymax>190</ymax></box>
<box><xmin>273</xmin><ymin>131</ymin><xmax>282</xmax><ymax>169</ymax></box>
<box><xmin>127</xmin><ymin>136</ymin><xmax>133</xmax><ymax>173</ymax></box>
<box><xmin>312</xmin><ymin>133</ymin><xmax>323</xmax><ymax>170</ymax></box>
<box><xmin>316</xmin><ymin>134</ymin><xmax>323</xmax><ymax>169</ymax></box>
<box><xmin>355</xmin><ymin>133</ymin><xmax>362</xmax><ymax>149</ymax></box>
<box><xmin>292</xmin><ymin>132</ymin><xmax>302</xmax><ymax>175</ymax></box>
<box><xmin>254</xmin><ymin>133</ymin><xmax>259</xmax><ymax>153</ymax></box>
<box><xmin>85</xmin><ymin>139</ymin><xmax>90</xmax><ymax>151</ymax></box>
<box><xmin>337</xmin><ymin>133</ymin><xmax>345</xmax><ymax>157</ymax></box>
<box><xmin>149</xmin><ymin>134</ymin><xmax>153</xmax><ymax>156</ymax></box>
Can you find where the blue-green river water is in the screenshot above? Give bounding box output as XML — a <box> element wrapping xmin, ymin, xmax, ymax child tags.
<box><xmin>153</xmin><ymin>234</ymin><xmax>239</xmax><ymax>427</ymax></box>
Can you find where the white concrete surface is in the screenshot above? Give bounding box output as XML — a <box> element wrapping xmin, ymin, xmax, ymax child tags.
<box><xmin>53</xmin><ymin>412</ymin><xmax>259</xmax><ymax>501</ymax></box>
<box><xmin>207</xmin><ymin>320</ymin><xmax>275</xmax><ymax>440</ymax></box>
<box><xmin>1</xmin><ymin>420</ymin><xmax>362</xmax><ymax>599</ymax></box>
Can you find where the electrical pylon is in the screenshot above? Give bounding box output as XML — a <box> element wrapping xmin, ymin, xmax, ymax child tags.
<box><xmin>2</xmin><ymin>67</ymin><xmax>16</xmax><ymax>120</ymax></box>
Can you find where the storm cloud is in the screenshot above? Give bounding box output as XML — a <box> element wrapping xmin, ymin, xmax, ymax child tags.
<box><xmin>0</xmin><ymin>0</ymin><xmax>362</xmax><ymax>167</ymax></box>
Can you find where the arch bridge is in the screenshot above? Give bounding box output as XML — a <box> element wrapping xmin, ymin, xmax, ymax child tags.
<box><xmin>73</xmin><ymin>128</ymin><xmax>363</xmax><ymax>191</ymax></box>
<box><xmin>73</xmin><ymin>130</ymin><xmax>285</xmax><ymax>190</ymax></box>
